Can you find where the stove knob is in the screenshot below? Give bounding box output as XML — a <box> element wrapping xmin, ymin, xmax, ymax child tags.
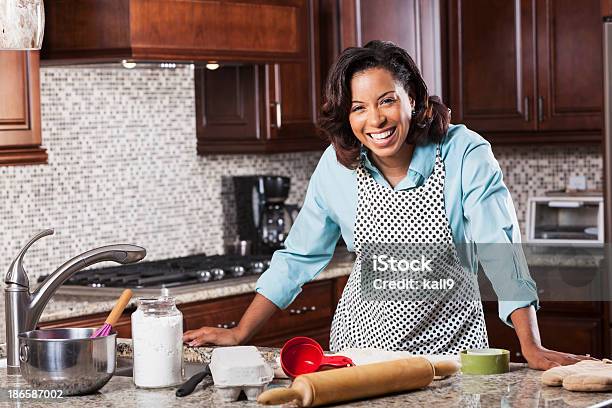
<box><xmin>264</xmin><ymin>260</ymin><xmax>272</xmax><ymax>268</ymax></box>
<box><xmin>251</xmin><ymin>261</ymin><xmax>265</xmax><ymax>274</ymax></box>
<box><xmin>230</xmin><ymin>266</ymin><xmax>246</xmax><ymax>277</ymax></box>
<box><xmin>198</xmin><ymin>270</ymin><xmax>212</xmax><ymax>282</ymax></box>
<box><xmin>212</xmin><ymin>268</ymin><xmax>225</xmax><ymax>280</ymax></box>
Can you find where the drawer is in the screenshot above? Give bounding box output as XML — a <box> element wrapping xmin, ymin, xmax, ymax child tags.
<box><xmin>253</xmin><ymin>280</ymin><xmax>334</xmax><ymax>342</ymax></box>
<box><xmin>483</xmin><ymin>300</ymin><xmax>602</xmax><ymax>316</ymax></box>
<box><xmin>39</xmin><ymin>311</ymin><xmax>134</xmax><ymax>338</ymax></box>
<box><xmin>179</xmin><ymin>293</ymin><xmax>254</xmax><ymax>331</ymax></box>
<box><xmin>252</xmin><ymin>326</ymin><xmax>331</xmax><ymax>349</ymax></box>
<box><xmin>479</xmin><ymin>263</ymin><xmax>603</xmax><ymax>315</ymax></box>
<box><xmin>539</xmin><ymin>315</ymin><xmax>603</xmax><ymax>358</ymax></box>
<box><xmin>485</xmin><ymin>312</ymin><xmax>604</xmax><ymax>360</ymax></box>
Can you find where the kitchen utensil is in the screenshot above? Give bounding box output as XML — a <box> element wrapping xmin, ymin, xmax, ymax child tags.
<box><xmin>274</xmin><ymin>349</ymin><xmax>461</xmax><ymax>379</ymax></box>
<box><xmin>18</xmin><ymin>328</ymin><xmax>116</xmax><ymax>396</ymax></box>
<box><xmin>176</xmin><ymin>364</ymin><xmax>211</xmax><ymax>397</ymax></box>
<box><xmin>258</xmin><ymin>357</ymin><xmax>435</xmax><ymax>406</ymax></box>
<box><xmin>280</xmin><ymin>336</ymin><xmax>353</xmax><ymax>377</ymax></box>
<box><xmin>209</xmin><ymin>346</ymin><xmax>274</xmax><ymax>401</ymax></box>
<box><xmin>460</xmin><ymin>348</ymin><xmax>510</xmax><ymax>375</ymax></box>
<box><xmin>91</xmin><ymin>289</ymin><xmax>133</xmax><ymax>338</ymax></box>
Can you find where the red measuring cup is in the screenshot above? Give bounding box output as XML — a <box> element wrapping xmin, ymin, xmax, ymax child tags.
<box><xmin>280</xmin><ymin>336</ymin><xmax>354</xmax><ymax>378</ymax></box>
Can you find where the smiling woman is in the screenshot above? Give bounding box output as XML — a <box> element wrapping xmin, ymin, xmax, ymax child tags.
<box><xmin>183</xmin><ymin>41</ymin><xmax>592</xmax><ymax>371</ymax></box>
<box><xmin>318</xmin><ymin>41</ymin><xmax>449</xmax><ymax>174</ymax></box>
<box><xmin>348</xmin><ymin>68</ymin><xmax>414</xmax><ymax>187</ymax></box>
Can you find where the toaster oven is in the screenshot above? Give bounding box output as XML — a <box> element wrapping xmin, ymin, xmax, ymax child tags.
<box><xmin>526</xmin><ymin>196</ymin><xmax>604</xmax><ymax>245</ymax></box>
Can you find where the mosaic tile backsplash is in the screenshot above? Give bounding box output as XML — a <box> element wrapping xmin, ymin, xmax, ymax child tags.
<box><xmin>493</xmin><ymin>145</ymin><xmax>603</xmax><ymax>224</ymax></box>
<box><xmin>0</xmin><ymin>64</ymin><xmax>603</xmax><ymax>345</ymax></box>
<box><xmin>0</xmin><ymin>65</ymin><xmax>321</xmax><ymax>288</ymax></box>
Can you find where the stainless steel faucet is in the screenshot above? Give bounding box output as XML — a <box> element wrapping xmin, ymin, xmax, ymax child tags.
<box><xmin>4</xmin><ymin>229</ymin><xmax>146</xmax><ymax>375</ymax></box>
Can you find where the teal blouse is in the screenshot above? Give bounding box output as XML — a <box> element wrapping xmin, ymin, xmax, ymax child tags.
<box><xmin>255</xmin><ymin>124</ymin><xmax>539</xmax><ymax>327</ymax></box>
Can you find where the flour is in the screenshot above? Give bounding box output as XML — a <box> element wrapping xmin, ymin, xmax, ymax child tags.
<box><xmin>131</xmin><ymin>298</ymin><xmax>183</xmax><ymax>388</ymax></box>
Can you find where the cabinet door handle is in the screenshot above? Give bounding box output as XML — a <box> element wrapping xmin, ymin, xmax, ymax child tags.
<box><xmin>216</xmin><ymin>321</ymin><xmax>237</xmax><ymax>329</ymax></box>
<box><xmin>289</xmin><ymin>306</ymin><xmax>316</xmax><ymax>315</ymax></box>
<box><xmin>271</xmin><ymin>101</ymin><xmax>282</xmax><ymax>129</ymax></box>
<box><xmin>537</xmin><ymin>96</ymin><xmax>544</xmax><ymax>122</ymax></box>
<box><xmin>523</xmin><ymin>97</ymin><xmax>529</xmax><ymax>121</ymax></box>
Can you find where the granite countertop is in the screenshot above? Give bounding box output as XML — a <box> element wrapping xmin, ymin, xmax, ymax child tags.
<box><xmin>37</xmin><ymin>256</ymin><xmax>354</xmax><ymax>323</ymax></box>
<box><xmin>3</xmin><ymin>345</ymin><xmax>612</xmax><ymax>407</ymax></box>
<box><xmin>525</xmin><ymin>249</ymin><xmax>604</xmax><ymax>268</ymax></box>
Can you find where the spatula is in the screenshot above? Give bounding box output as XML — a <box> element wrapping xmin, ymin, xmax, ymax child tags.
<box><xmin>90</xmin><ymin>289</ymin><xmax>133</xmax><ymax>338</ymax></box>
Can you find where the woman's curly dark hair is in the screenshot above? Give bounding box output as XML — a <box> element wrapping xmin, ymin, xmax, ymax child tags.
<box><xmin>318</xmin><ymin>40</ymin><xmax>450</xmax><ymax>169</ymax></box>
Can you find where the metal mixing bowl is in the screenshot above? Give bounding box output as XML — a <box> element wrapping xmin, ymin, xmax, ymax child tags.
<box><xmin>18</xmin><ymin>328</ymin><xmax>117</xmax><ymax>396</ymax></box>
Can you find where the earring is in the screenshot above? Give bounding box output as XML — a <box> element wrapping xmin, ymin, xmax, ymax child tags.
<box><xmin>411</xmin><ymin>109</ymin><xmax>416</xmax><ymax>117</ymax></box>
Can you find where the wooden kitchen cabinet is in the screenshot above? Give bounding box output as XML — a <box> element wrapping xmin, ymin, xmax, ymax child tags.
<box><xmin>448</xmin><ymin>0</ymin><xmax>603</xmax><ymax>143</ymax></box>
<box><xmin>179</xmin><ymin>292</ymin><xmax>254</xmax><ymax>332</ymax></box>
<box><xmin>40</xmin><ymin>278</ymin><xmax>340</xmax><ymax>349</ymax></box>
<box><xmin>179</xmin><ymin>280</ymin><xmax>334</xmax><ymax>348</ymax></box>
<box><xmin>252</xmin><ymin>280</ymin><xmax>334</xmax><ymax>347</ymax></box>
<box><xmin>484</xmin><ymin>301</ymin><xmax>606</xmax><ymax>362</ymax></box>
<box><xmin>535</xmin><ymin>0</ymin><xmax>603</xmax><ymax>132</ymax></box>
<box><xmin>0</xmin><ymin>51</ymin><xmax>47</xmax><ymax>165</ymax></box>
<box><xmin>337</xmin><ymin>0</ymin><xmax>443</xmax><ymax>98</ymax></box>
<box><xmin>195</xmin><ymin>65</ymin><xmax>262</xmax><ymax>149</ymax></box>
<box><xmin>40</xmin><ymin>273</ymin><xmax>607</xmax><ymax>357</ymax></box>
<box><xmin>42</xmin><ymin>0</ymin><xmax>312</xmax><ymax>64</ymax></box>
<box><xmin>333</xmin><ymin>274</ymin><xmax>349</xmax><ymax>310</ymax></box>
<box><xmin>196</xmin><ymin>0</ymin><xmax>328</xmax><ymax>154</ymax></box>
<box><xmin>39</xmin><ymin>310</ymin><xmax>134</xmax><ymax>338</ymax></box>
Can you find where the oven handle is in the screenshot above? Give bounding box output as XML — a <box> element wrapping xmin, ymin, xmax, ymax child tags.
<box><xmin>548</xmin><ymin>201</ymin><xmax>583</xmax><ymax>208</ymax></box>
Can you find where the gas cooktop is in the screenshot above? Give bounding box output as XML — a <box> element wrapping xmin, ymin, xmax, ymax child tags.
<box><xmin>37</xmin><ymin>254</ymin><xmax>272</xmax><ymax>297</ymax></box>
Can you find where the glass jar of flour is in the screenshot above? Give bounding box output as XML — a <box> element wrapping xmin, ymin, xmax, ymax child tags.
<box><xmin>131</xmin><ymin>296</ymin><xmax>183</xmax><ymax>388</ymax></box>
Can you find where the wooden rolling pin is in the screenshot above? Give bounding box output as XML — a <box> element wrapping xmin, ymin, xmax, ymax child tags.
<box><xmin>258</xmin><ymin>357</ymin><xmax>438</xmax><ymax>407</ymax></box>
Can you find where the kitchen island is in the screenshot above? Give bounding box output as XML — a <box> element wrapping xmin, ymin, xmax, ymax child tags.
<box><xmin>2</xmin><ymin>346</ymin><xmax>612</xmax><ymax>408</ymax></box>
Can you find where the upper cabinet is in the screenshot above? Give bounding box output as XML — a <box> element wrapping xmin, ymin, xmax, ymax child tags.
<box><xmin>196</xmin><ymin>0</ymin><xmax>327</xmax><ymax>154</ymax></box>
<box><xmin>42</xmin><ymin>0</ymin><xmax>312</xmax><ymax>64</ymax></box>
<box><xmin>448</xmin><ymin>0</ymin><xmax>603</xmax><ymax>143</ymax></box>
<box><xmin>0</xmin><ymin>51</ymin><xmax>47</xmax><ymax>166</ymax></box>
<box><xmin>338</xmin><ymin>0</ymin><xmax>444</xmax><ymax>98</ymax></box>
<box><xmin>535</xmin><ymin>0</ymin><xmax>603</xmax><ymax>132</ymax></box>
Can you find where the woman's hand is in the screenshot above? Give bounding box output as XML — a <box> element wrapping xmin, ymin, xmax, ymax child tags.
<box><xmin>182</xmin><ymin>294</ymin><xmax>280</xmax><ymax>347</ymax></box>
<box><xmin>511</xmin><ymin>306</ymin><xmax>596</xmax><ymax>370</ymax></box>
<box><xmin>521</xmin><ymin>344</ymin><xmax>594</xmax><ymax>370</ymax></box>
<box><xmin>182</xmin><ymin>326</ymin><xmax>244</xmax><ymax>347</ymax></box>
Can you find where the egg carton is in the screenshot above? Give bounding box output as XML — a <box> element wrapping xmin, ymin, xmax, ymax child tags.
<box><xmin>209</xmin><ymin>346</ymin><xmax>274</xmax><ymax>402</ymax></box>
<box><xmin>215</xmin><ymin>384</ymin><xmax>268</xmax><ymax>402</ymax></box>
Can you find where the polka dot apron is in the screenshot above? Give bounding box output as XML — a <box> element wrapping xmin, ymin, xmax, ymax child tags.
<box><xmin>330</xmin><ymin>147</ymin><xmax>489</xmax><ymax>353</ymax></box>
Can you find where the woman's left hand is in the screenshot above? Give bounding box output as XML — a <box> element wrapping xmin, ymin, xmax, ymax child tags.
<box><xmin>521</xmin><ymin>345</ymin><xmax>595</xmax><ymax>370</ymax></box>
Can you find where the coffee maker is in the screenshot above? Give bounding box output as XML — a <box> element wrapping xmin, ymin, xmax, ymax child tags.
<box><xmin>233</xmin><ymin>175</ymin><xmax>298</xmax><ymax>254</ymax></box>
